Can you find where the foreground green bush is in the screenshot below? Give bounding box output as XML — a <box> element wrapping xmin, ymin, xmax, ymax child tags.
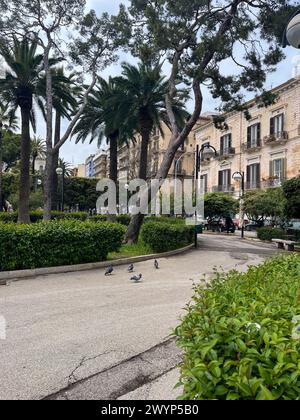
<box><xmin>0</xmin><ymin>221</ymin><xmax>125</xmax><ymax>271</ymax></box>
<box><xmin>89</xmin><ymin>214</ymin><xmax>131</xmax><ymax>226</ymax></box>
<box><xmin>257</xmin><ymin>227</ymin><xmax>287</xmax><ymax>241</ymax></box>
<box><xmin>175</xmin><ymin>254</ymin><xmax>300</xmax><ymax>400</ymax></box>
<box><xmin>141</xmin><ymin>221</ymin><xmax>194</xmax><ymax>253</ymax></box>
<box><xmin>0</xmin><ymin>211</ymin><xmax>88</xmax><ymax>223</ymax></box>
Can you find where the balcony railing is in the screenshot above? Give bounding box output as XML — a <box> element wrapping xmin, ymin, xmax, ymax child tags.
<box><xmin>243</xmin><ymin>139</ymin><xmax>262</xmax><ymax>151</ymax></box>
<box><xmin>212</xmin><ymin>184</ymin><xmax>235</xmax><ymax>193</ymax></box>
<box><xmin>264</xmin><ymin>131</ymin><xmax>289</xmax><ymax>145</ymax></box>
<box><xmin>245</xmin><ymin>181</ymin><xmax>261</xmax><ymax>190</ymax></box>
<box><xmin>262</xmin><ymin>177</ymin><xmax>286</xmax><ymax>188</ymax></box>
<box><xmin>217</xmin><ymin>147</ymin><xmax>236</xmax><ymax>158</ymax></box>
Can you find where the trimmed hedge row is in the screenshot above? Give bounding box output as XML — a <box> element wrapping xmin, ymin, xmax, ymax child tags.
<box><xmin>0</xmin><ymin>221</ymin><xmax>126</xmax><ymax>271</ymax></box>
<box><xmin>175</xmin><ymin>254</ymin><xmax>300</xmax><ymax>400</ymax></box>
<box><xmin>257</xmin><ymin>227</ymin><xmax>287</xmax><ymax>241</ymax></box>
<box><xmin>0</xmin><ymin>211</ymin><xmax>88</xmax><ymax>223</ymax></box>
<box><xmin>89</xmin><ymin>214</ymin><xmax>131</xmax><ymax>226</ymax></box>
<box><xmin>141</xmin><ymin>221</ymin><xmax>194</xmax><ymax>253</ymax></box>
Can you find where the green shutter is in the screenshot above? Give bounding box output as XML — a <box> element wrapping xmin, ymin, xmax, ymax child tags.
<box><xmin>281</xmin><ymin>158</ymin><xmax>287</xmax><ymax>181</ymax></box>
<box><xmin>269</xmin><ymin>160</ymin><xmax>274</xmax><ymax>177</ymax></box>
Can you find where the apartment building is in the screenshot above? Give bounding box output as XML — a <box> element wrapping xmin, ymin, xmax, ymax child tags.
<box><xmin>85</xmin><ymin>154</ymin><xmax>95</xmax><ymax>178</ymax></box>
<box><xmin>93</xmin><ymin>151</ymin><xmax>108</xmax><ymax>179</ymax></box>
<box><xmin>117</xmin><ymin>123</ymin><xmax>196</xmax><ymax>182</ymax></box>
<box><xmin>194</xmin><ymin>78</ymin><xmax>300</xmax><ymax>196</ymax></box>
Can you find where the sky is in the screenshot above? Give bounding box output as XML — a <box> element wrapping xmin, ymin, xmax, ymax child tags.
<box><xmin>48</xmin><ymin>1</ymin><xmax>300</xmax><ymax>166</ymax></box>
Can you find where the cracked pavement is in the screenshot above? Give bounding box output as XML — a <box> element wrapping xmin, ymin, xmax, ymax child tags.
<box><xmin>0</xmin><ymin>235</ymin><xmax>279</xmax><ymax>400</ymax></box>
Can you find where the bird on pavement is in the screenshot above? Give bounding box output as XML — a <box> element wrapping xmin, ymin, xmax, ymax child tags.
<box><xmin>128</xmin><ymin>264</ymin><xmax>134</xmax><ymax>273</ymax></box>
<box><xmin>154</xmin><ymin>259</ymin><xmax>159</xmax><ymax>270</ymax></box>
<box><xmin>105</xmin><ymin>265</ymin><xmax>114</xmax><ymax>276</ymax></box>
<box><xmin>130</xmin><ymin>274</ymin><xmax>143</xmax><ymax>283</ymax></box>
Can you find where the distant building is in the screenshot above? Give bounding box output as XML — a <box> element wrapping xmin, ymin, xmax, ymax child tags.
<box><xmin>85</xmin><ymin>154</ymin><xmax>95</xmax><ymax>178</ymax></box>
<box><xmin>34</xmin><ymin>156</ymin><xmax>46</xmax><ymax>174</ymax></box>
<box><xmin>93</xmin><ymin>152</ymin><xmax>108</xmax><ymax>179</ymax></box>
<box><xmin>76</xmin><ymin>164</ymin><xmax>86</xmax><ymax>178</ymax></box>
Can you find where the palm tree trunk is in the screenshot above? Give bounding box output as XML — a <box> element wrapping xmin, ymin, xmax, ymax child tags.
<box><xmin>125</xmin><ymin>117</ymin><xmax>152</xmax><ymax>244</ymax></box>
<box><xmin>18</xmin><ymin>107</ymin><xmax>31</xmax><ymax>224</ymax></box>
<box><xmin>51</xmin><ymin>111</ymin><xmax>61</xmax><ymax>211</ymax></box>
<box><xmin>109</xmin><ymin>132</ymin><xmax>118</xmax><ymax>184</ymax></box>
<box><xmin>0</xmin><ymin>132</ymin><xmax>3</xmax><ymax>212</ymax></box>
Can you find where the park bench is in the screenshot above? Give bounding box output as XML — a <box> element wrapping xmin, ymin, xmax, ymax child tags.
<box><xmin>272</xmin><ymin>239</ymin><xmax>297</xmax><ymax>252</ymax></box>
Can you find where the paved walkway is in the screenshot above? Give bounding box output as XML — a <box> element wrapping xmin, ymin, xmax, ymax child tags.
<box><xmin>0</xmin><ymin>235</ymin><xmax>280</xmax><ymax>400</ymax></box>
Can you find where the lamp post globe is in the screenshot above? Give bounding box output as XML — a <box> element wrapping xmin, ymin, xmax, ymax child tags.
<box><xmin>286</xmin><ymin>14</ymin><xmax>300</xmax><ymax>49</ymax></box>
<box><xmin>233</xmin><ymin>172</ymin><xmax>243</xmax><ymax>182</ymax></box>
<box><xmin>56</xmin><ymin>167</ymin><xmax>63</xmax><ymax>176</ymax></box>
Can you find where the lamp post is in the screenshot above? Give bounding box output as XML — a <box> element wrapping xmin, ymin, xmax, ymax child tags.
<box><xmin>283</xmin><ymin>8</ymin><xmax>300</xmax><ymax>49</ymax></box>
<box><xmin>232</xmin><ymin>171</ymin><xmax>245</xmax><ymax>239</ymax></box>
<box><xmin>125</xmin><ymin>183</ymin><xmax>129</xmax><ymax>214</ymax></box>
<box><xmin>56</xmin><ymin>167</ymin><xmax>64</xmax><ymax>212</ymax></box>
<box><xmin>194</xmin><ymin>144</ymin><xmax>217</xmax><ymax>248</ymax></box>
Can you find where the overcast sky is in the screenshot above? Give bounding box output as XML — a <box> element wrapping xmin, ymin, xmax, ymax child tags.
<box><xmin>51</xmin><ymin>1</ymin><xmax>300</xmax><ymax>166</ymax></box>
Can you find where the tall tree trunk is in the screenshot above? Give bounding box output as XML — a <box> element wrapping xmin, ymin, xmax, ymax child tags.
<box><xmin>0</xmin><ymin>131</ymin><xmax>3</xmax><ymax>212</ymax></box>
<box><xmin>109</xmin><ymin>132</ymin><xmax>118</xmax><ymax>184</ymax></box>
<box><xmin>51</xmin><ymin>110</ymin><xmax>61</xmax><ymax>211</ymax></box>
<box><xmin>125</xmin><ymin>117</ymin><xmax>152</xmax><ymax>244</ymax></box>
<box><xmin>43</xmin><ymin>43</ymin><xmax>54</xmax><ymax>220</ymax></box>
<box><xmin>18</xmin><ymin>107</ymin><xmax>31</xmax><ymax>224</ymax></box>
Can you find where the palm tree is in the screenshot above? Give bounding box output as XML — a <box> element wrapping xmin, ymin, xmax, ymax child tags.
<box><xmin>0</xmin><ymin>102</ymin><xmax>19</xmax><ymax>211</ymax></box>
<box><xmin>51</xmin><ymin>68</ymin><xmax>80</xmax><ymax>211</ymax></box>
<box><xmin>31</xmin><ymin>136</ymin><xmax>46</xmax><ymax>175</ymax></box>
<box><xmin>0</xmin><ymin>36</ymin><xmax>60</xmax><ymax>223</ymax></box>
<box><xmin>72</xmin><ymin>77</ymin><xmax>130</xmax><ymax>186</ymax></box>
<box><xmin>113</xmin><ymin>62</ymin><xmax>189</xmax><ymax>243</ymax></box>
<box><xmin>58</xmin><ymin>158</ymin><xmax>73</xmax><ymax>178</ymax></box>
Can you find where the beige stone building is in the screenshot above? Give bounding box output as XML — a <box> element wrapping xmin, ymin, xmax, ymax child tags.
<box><xmin>194</xmin><ymin>78</ymin><xmax>300</xmax><ymax>196</ymax></box>
<box><xmin>117</xmin><ymin>123</ymin><xmax>196</xmax><ymax>182</ymax></box>
<box><xmin>93</xmin><ymin>151</ymin><xmax>108</xmax><ymax>179</ymax></box>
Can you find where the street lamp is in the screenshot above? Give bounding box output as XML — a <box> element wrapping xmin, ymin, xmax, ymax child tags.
<box><xmin>194</xmin><ymin>144</ymin><xmax>217</xmax><ymax>248</ymax></box>
<box><xmin>283</xmin><ymin>8</ymin><xmax>300</xmax><ymax>49</ymax></box>
<box><xmin>232</xmin><ymin>171</ymin><xmax>245</xmax><ymax>239</ymax></box>
<box><xmin>124</xmin><ymin>183</ymin><xmax>129</xmax><ymax>214</ymax></box>
<box><xmin>56</xmin><ymin>167</ymin><xmax>65</xmax><ymax>212</ymax></box>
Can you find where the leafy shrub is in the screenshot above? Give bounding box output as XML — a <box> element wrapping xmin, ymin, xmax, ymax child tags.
<box><xmin>141</xmin><ymin>221</ymin><xmax>194</xmax><ymax>253</ymax></box>
<box><xmin>257</xmin><ymin>227</ymin><xmax>287</xmax><ymax>241</ymax></box>
<box><xmin>89</xmin><ymin>214</ymin><xmax>131</xmax><ymax>225</ymax></box>
<box><xmin>0</xmin><ymin>220</ymin><xmax>125</xmax><ymax>271</ymax></box>
<box><xmin>175</xmin><ymin>254</ymin><xmax>300</xmax><ymax>400</ymax></box>
<box><xmin>0</xmin><ymin>211</ymin><xmax>88</xmax><ymax>223</ymax></box>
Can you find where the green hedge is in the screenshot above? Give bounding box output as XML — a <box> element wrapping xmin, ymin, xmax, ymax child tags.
<box><xmin>0</xmin><ymin>221</ymin><xmax>125</xmax><ymax>271</ymax></box>
<box><xmin>0</xmin><ymin>211</ymin><xmax>88</xmax><ymax>223</ymax></box>
<box><xmin>175</xmin><ymin>254</ymin><xmax>300</xmax><ymax>400</ymax></box>
<box><xmin>89</xmin><ymin>214</ymin><xmax>131</xmax><ymax>226</ymax></box>
<box><xmin>257</xmin><ymin>227</ymin><xmax>287</xmax><ymax>241</ymax></box>
<box><xmin>141</xmin><ymin>221</ymin><xmax>194</xmax><ymax>253</ymax></box>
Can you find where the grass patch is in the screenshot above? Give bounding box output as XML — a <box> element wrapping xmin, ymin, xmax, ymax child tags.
<box><xmin>108</xmin><ymin>240</ymin><xmax>153</xmax><ymax>260</ymax></box>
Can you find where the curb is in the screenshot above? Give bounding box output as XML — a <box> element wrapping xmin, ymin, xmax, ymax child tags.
<box><xmin>0</xmin><ymin>244</ymin><xmax>194</xmax><ymax>282</ymax></box>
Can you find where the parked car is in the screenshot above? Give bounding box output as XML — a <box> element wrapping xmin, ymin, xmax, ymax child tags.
<box><xmin>207</xmin><ymin>217</ymin><xmax>236</xmax><ymax>233</ymax></box>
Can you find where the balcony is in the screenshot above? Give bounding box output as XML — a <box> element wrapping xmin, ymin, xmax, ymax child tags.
<box><xmin>245</xmin><ymin>181</ymin><xmax>261</xmax><ymax>190</ymax></box>
<box><xmin>217</xmin><ymin>147</ymin><xmax>236</xmax><ymax>160</ymax></box>
<box><xmin>242</xmin><ymin>139</ymin><xmax>262</xmax><ymax>153</ymax></box>
<box><xmin>212</xmin><ymin>184</ymin><xmax>235</xmax><ymax>194</ymax></box>
<box><xmin>264</xmin><ymin>131</ymin><xmax>289</xmax><ymax>146</ymax></box>
<box><xmin>262</xmin><ymin>177</ymin><xmax>286</xmax><ymax>188</ymax></box>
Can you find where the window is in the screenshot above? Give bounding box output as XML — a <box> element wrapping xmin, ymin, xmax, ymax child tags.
<box><xmin>246</xmin><ymin>163</ymin><xmax>260</xmax><ymax>189</ymax></box>
<box><xmin>174</xmin><ymin>159</ymin><xmax>183</xmax><ymax>174</ymax></box>
<box><xmin>270</xmin><ymin>158</ymin><xmax>286</xmax><ymax>185</ymax></box>
<box><xmin>247</xmin><ymin>123</ymin><xmax>261</xmax><ymax>148</ymax></box>
<box><xmin>200</xmin><ymin>174</ymin><xmax>208</xmax><ymax>193</ymax></box>
<box><xmin>220</xmin><ymin>134</ymin><xmax>232</xmax><ymax>155</ymax></box>
<box><xmin>270</xmin><ymin>114</ymin><xmax>284</xmax><ymax>136</ymax></box>
<box><xmin>218</xmin><ymin>169</ymin><xmax>231</xmax><ymax>190</ymax></box>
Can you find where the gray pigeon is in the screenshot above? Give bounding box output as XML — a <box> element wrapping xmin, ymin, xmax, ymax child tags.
<box><xmin>154</xmin><ymin>259</ymin><xmax>159</xmax><ymax>269</ymax></box>
<box><xmin>105</xmin><ymin>265</ymin><xmax>114</xmax><ymax>276</ymax></box>
<box><xmin>130</xmin><ymin>274</ymin><xmax>143</xmax><ymax>283</ymax></box>
<box><xmin>128</xmin><ymin>264</ymin><xmax>134</xmax><ymax>273</ymax></box>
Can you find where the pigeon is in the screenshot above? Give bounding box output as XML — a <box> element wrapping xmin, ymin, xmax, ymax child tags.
<box><xmin>128</xmin><ymin>264</ymin><xmax>134</xmax><ymax>273</ymax></box>
<box><xmin>130</xmin><ymin>274</ymin><xmax>143</xmax><ymax>283</ymax></box>
<box><xmin>154</xmin><ymin>259</ymin><xmax>159</xmax><ymax>270</ymax></box>
<box><xmin>105</xmin><ymin>265</ymin><xmax>114</xmax><ymax>276</ymax></box>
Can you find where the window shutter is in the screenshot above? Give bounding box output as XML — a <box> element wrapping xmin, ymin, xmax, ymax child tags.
<box><xmin>257</xmin><ymin>124</ymin><xmax>261</xmax><ymax>146</ymax></box>
<box><xmin>281</xmin><ymin>158</ymin><xmax>287</xmax><ymax>181</ymax></box>
<box><xmin>227</xmin><ymin>169</ymin><xmax>231</xmax><ymax>186</ymax></box>
<box><xmin>281</xmin><ymin>114</ymin><xmax>285</xmax><ymax>134</ymax></box>
<box><xmin>228</xmin><ymin>134</ymin><xmax>232</xmax><ymax>149</ymax></box>
<box><xmin>247</xmin><ymin>127</ymin><xmax>251</xmax><ymax>148</ymax></box>
<box><xmin>220</xmin><ymin>137</ymin><xmax>224</xmax><ymax>153</ymax></box>
<box><xmin>270</xmin><ymin>117</ymin><xmax>275</xmax><ymax>135</ymax></box>
<box><xmin>256</xmin><ymin>163</ymin><xmax>261</xmax><ymax>187</ymax></box>
<box><xmin>218</xmin><ymin>171</ymin><xmax>222</xmax><ymax>186</ymax></box>
<box><xmin>269</xmin><ymin>160</ymin><xmax>274</xmax><ymax>177</ymax></box>
<box><xmin>246</xmin><ymin>165</ymin><xmax>251</xmax><ymax>184</ymax></box>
